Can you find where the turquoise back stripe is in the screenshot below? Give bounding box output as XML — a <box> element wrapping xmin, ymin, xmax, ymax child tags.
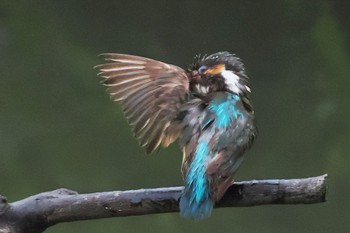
<box><xmin>209</xmin><ymin>94</ymin><xmax>241</xmax><ymax>128</ymax></box>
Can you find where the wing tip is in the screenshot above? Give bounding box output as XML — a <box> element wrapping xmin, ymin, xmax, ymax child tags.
<box><xmin>97</xmin><ymin>53</ymin><xmax>123</xmax><ymax>62</ymax></box>
<box><xmin>93</xmin><ymin>64</ymin><xmax>103</xmax><ymax>70</ymax></box>
<box><xmin>98</xmin><ymin>53</ymin><xmax>118</xmax><ymax>57</ymax></box>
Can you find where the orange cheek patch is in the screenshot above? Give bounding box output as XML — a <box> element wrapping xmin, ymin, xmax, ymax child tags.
<box><xmin>204</xmin><ymin>64</ymin><xmax>225</xmax><ymax>75</ymax></box>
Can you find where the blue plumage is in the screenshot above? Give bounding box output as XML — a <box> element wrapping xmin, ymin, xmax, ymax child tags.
<box><xmin>209</xmin><ymin>94</ymin><xmax>242</xmax><ymax>128</ymax></box>
<box><xmin>180</xmin><ymin>141</ymin><xmax>213</xmax><ymax>219</ymax></box>
<box><xmin>180</xmin><ymin>92</ymin><xmax>254</xmax><ymax>219</ymax></box>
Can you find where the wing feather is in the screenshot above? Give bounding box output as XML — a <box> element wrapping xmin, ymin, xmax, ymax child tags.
<box><xmin>108</xmin><ymin>81</ymin><xmax>151</xmax><ymax>101</ymax></box>
<box><xmin>96</xmin><ymin>53</ymin><xmax>190</xmax><ymax>153</ymax></box>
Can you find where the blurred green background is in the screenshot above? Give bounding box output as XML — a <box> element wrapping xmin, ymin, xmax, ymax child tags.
<box><xmin>1</xmin><ymin>1</ymin><xmax>349</xmax><ymax>232</ymax></box>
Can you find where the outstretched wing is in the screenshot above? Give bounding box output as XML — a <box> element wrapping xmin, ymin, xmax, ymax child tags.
<box><xmin>95</xmin><ymin>53</ymin><xmax>190</xmax><ymax>153</ymax></box>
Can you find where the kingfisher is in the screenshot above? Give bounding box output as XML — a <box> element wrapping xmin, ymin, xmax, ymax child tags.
<box><xmin>95</xmin><ymin>51</ymin><xmax>257</xmax><ymax>219</ymax></box>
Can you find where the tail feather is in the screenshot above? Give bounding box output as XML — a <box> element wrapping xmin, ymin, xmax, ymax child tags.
<box><xmin>179</xmin><ymin>141</ymin><xmax>214</xmax><ymax>219</ymax></box>
<box><xmin>179</xmin><ymin>187</ymin><xmax>214</xmax><ymax>220</ymax></box>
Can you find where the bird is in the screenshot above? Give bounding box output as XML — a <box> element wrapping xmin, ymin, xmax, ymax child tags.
<box><xmin>95</xmin><ymin>51</ymin><xmax>257</xmax><ymax>220</ymax></box>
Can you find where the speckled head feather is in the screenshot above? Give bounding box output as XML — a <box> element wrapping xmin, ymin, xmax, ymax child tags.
<box><xmin>188</xmin><ymin>52</ymin><xmax>245</xmax><ymax>73</ymax></box>
<box><xmin>203</xmin><ymin>52</ymin><xmax>245</xmax><ymax>72</ymax></box>
<box><xmin>187</xmin><ymin>54</ymin><xmax>206</xmax><ymax>72</ymax></box>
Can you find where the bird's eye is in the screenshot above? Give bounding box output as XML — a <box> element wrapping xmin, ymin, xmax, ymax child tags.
<box><xmin>198</xmin><ymin>66</ymin><xmax>208</xmax><ymax>74</ymax></box>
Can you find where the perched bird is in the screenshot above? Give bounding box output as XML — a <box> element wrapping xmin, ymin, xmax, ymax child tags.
<box><xmin>95</xmin><ymin>52</ymin><xmax>257</xmax><ymax>219</ymax></box>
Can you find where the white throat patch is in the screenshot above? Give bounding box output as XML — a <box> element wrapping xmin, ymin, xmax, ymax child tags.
<box><xmin>220</xmin><ymin>69</ymin><xmax>250</xmax><ymax>94</ymax></box>
<box><xmin>221</xmin><ymin>70</ymin><xmax>242</xmax><ymax>93</ymax></box>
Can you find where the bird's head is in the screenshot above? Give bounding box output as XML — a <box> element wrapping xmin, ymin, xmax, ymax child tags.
<box><xmin>188</xmin><ymin>52</ymin><xmax>251</xmax><ymax>96</ymax></box>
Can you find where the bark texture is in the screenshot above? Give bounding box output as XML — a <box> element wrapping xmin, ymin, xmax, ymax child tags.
<box><xmin>0</xmin><ymin>174</ymin><xmax>327</xmax><ymax>233</ymax></box>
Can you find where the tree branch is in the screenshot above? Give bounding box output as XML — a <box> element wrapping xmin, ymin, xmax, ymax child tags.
<box><xmin>0</xmin><ymin>174</ymin><xmax>327</xmax><ymax>233</ymax></box>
